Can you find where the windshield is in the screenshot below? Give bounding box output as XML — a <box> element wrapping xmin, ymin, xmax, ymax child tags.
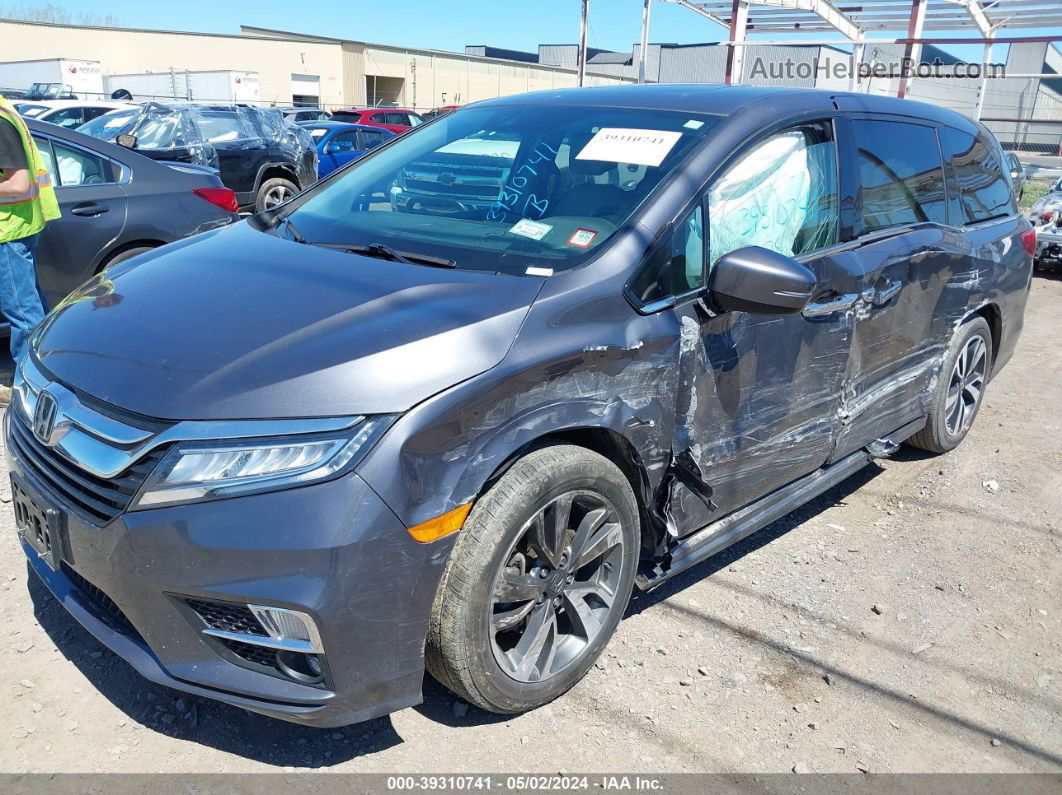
<box><xmin>283</xmin><ymin>104</ymin><xmax>722</xmax><ymax>273</ymax></box>
<box><xmin>79</xmin><ymin>108</ymin><xmax>185</xmax><ymax>150</ymax></box>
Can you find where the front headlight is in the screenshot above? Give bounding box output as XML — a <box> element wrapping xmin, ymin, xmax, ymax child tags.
<box><xmin>131</xmin><ymin>416</ymin><xmax>392</xmax><ymax>510</ymax></box>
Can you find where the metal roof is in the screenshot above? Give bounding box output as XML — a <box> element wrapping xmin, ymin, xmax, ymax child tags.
<box><xmin>665</xmin><ymin>0</ymin><xmax>1062</xmax><ymax>36</ymax></box>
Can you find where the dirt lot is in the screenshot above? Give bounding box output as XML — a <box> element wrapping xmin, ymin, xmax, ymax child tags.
<box><xmin>0</xmin><ymin>276</ymin><xmax>1059</xmax><ymax>776</ymax></box>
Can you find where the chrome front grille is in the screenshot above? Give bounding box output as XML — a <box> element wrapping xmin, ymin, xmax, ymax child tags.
<box><xmin>9</xmin><ymin>412</ymin><xmax>165</xmax><ymax>523</ymax></box>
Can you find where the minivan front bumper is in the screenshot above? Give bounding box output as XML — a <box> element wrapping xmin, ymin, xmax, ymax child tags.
<box><xmin>7</xmin><ymin>417</ymin><xmax>454</xmax><ymax>727</ymax></box>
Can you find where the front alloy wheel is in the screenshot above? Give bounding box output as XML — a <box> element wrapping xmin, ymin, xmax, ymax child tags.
<box><xmin>491</xmin><ymin>491</ymin><xmax>625</xmax><ymax>683</ymax></box>
<box><xmin>426</xmin><ymin>444</ymin><xmax>639</xmax><ymax>714</ymax></box>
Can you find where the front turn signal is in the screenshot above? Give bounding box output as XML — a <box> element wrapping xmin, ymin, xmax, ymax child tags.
<box><xmin>407</xmin><ymin>503</ymin><xmax>472</xmax><ymax>543</ymax></box>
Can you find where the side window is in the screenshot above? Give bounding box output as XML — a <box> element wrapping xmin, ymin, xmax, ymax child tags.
<box><xmin>51</xmin><ymin>141</ymin><xmax>115</xmax><ymax>186</ymax></box>
<box><xmin>81</xmin><ymin>107</ymin><xmax>111</xmax><ymax>124</ymax></box>
<box><xmin>195</xmin><ymin>112</ymin><xmax>249</xmax><ymax>143</ymax></box>
<box><xmin>32</xmin><ymin>135</ymin><xmax>57</xmax><ymax>186</ymax></box>
<box><xmin>852</xmin><ymin>119</ymin><xmax>946</xmax><ymax>232</ymax></box>
<box><xmin>330</xmin><ymin>131</ymin><xmax>360</xmax><ymax>152</ymax></box>
<box><xmin>358</xmin><ymin>130</ymin><xmax>385</xmax><ymax>150</ymax></box>
<box><xmin>629</xmin><ymin>206</ymin><xmax>705</xmax><ymax>306</ymax></box>
<box><xmin>407</xmin><ymin>114</ymin><xmax>423</xmax><ymax>128</ymax></box>
<box><xmin>707</xmin><ymin>122</ymin><xmax>838</xmax><ymax>268</ymax></box>
<box><xmin>940</xmin><ymin>127</ymin><xmax>1016</xmax><ymax>225</ymax></box>
<box><xmin>45</xmin><ymin>107</ymin><xmax>86</xmax><ymax>128</ymax></box>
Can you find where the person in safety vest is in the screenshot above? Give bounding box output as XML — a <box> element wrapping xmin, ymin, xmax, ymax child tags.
<box><xmin>0</xmin><ymin>95</ymin><xmax>60</xmax><ymax>405</ymax></box>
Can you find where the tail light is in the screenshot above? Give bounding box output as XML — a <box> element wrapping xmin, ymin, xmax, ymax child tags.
<box><xmin>193</xmin><ymin>187</ymin><xmax>239</xmax><ymax>214</ymax></box>
<box><xmin>1040</xmin><ymin>210</ymin><xmax>1056</xmax><ymax>224</ymax></box>
<box><xmin>1020</xmin><ymin>228</ymin><xmax>1037</xmax><ymax>257</ymax></box>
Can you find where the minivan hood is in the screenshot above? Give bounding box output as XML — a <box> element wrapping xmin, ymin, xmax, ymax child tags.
<box><xmin>34</xmin><ymin>223</ymin><xmax>544</xmax><ymax>420</ymax></box>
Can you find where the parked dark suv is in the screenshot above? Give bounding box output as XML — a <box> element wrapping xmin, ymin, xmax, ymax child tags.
<box><xmin>9</xmin><ymin>85</ymin><xmax>1032</xmax><ymax>727</ymax></box>
<box><xmin>78</xmin><ymin>103</ymin><xmax>317</xmax><ymax>212</ymax></box>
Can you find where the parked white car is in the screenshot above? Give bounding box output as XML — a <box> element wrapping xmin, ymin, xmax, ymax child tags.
<box><xmin>13</xmin><ymin>99</ymin><xmax>136</xmax><ymax>129</ymax></box>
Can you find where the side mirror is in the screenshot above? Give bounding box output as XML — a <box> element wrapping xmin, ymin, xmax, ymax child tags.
<box><xmin>708</xmin><ymin>246</ymin><xmax>816</xmax><ymax>315</ymax></box>
<box><xmin>115</xmin><ymin>133</ymin><xmax>137</xmax><ymax>150</ymax></box>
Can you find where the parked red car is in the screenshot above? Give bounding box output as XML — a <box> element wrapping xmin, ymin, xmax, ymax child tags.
<box><xmin>422</xmin><ymin>104</ymin><xmax>461</xmax><ymax>121</ymax></box>
<box><xmin>329</xmin><ymin>107</ymin><xmax>423</xmax><ymax>133</ymax></box>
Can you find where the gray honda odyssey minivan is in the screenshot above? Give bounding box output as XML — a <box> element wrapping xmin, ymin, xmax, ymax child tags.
<box><xmin>7</xmin><ymin>85</ymin><xmax>1033</xmax><ymax>726</ymax></box>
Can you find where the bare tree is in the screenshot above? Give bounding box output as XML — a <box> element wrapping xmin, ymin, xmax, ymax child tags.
<box><xmin>0</xmin><ymin>3</ymin><xmax>121</xmax><ymax>26</ymax></box>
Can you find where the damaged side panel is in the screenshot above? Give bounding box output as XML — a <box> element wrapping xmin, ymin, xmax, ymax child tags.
<box><xmin>663</xmin><ymin>246</ymin><xmax>863</xmax><ymax>539</ymax></box>
<box><xmin>357</xmin><ymin>242</ymin><xmax>683</xmax><ymax>546</ymax></box>
<box><xmin>832</xmin><ymin>217</ymin><xmax>1031</xmax><ymax>460</ymax></box>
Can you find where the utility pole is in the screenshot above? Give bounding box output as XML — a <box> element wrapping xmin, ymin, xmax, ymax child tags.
<box><xmin>577</xmin><ymin>0</ymin><xmax>590</xmax><ymax>87</ymax></box>
<box><xmin>638</xmin><ymin>0</ymin><xmax>652</xmax><ymax>84</ymax></box>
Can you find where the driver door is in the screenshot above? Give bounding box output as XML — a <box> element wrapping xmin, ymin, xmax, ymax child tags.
<box><xmin>660</xmin><ymin>119</ymin><xmax>863</xmax><ymax>534</ymax></box>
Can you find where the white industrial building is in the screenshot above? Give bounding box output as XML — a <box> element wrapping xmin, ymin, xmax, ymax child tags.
<box><xmin>0</xmin><ymin>19</ymin><xmax>634</xmax><ymax>112</ymax></box>
<box><xmin>1</xmin><ymin>14</ymin><xmax>1059</xmax><ymax>151</ymax></box>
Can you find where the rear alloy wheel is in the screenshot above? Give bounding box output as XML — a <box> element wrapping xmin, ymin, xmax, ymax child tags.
<box><xmin>255</xmin><ymin>177</ymin><xmax>299</xmax><ymax>212</ymax></box>
<box><xmin>944</xmin><ymin>335</ymin><xmax>988</xmax><ymax>437</ymax></box>
<box><xmin>426</xmin><ymin>444</ymin><xmax>639</xmax><ymax>713</ymax></box>
<box><xmin>908</xmin><ymin>316</ymin><xmax>992</xmax><ymax>453</ymax></box>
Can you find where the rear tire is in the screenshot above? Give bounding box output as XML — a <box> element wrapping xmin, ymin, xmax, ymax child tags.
<box><xmin>908</xmin><ymin>317</ymin><xmax>992</xmax><ymax>454</ymax></box>
<box><xmin>426</xmin><ymin>444</ymin><xmax>639</xmax><ymax>714</ymax></box>
<box><xmin>255</xmin><ymin>177</ymin><xmax>299</xmax><ymax>212</ymax></box>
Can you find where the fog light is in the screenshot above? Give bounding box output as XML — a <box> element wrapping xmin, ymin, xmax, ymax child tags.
<box><xmin>276</xmin><ymin>650</ymin><xmax>325</xmax><ymax>685</ymax></box>
<box><xmin>249</xmin><ymin>605</ymin><xmax>324</xmax><ymax>653</ymax></box>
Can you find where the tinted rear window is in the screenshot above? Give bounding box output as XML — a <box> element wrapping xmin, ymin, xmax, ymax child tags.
<box><xmin>940</xmin><ymin>127</ymin><xmax>1016</xmax><ymax>225</ymax></box>
<box><xmin>853</xmin><ymin>119</ymin><xmax>946</xmax><ymax>232</ymax></box>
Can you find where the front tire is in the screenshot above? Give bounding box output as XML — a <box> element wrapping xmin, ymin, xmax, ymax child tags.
<box><xmin>426</xmin><ymin>444</ymin><xmax>639</xmax><ymax>714</ymax></box>
<box><xmin>908</xmin><ymin>316</ymin><xmax>992</xmax><ymax>454</ymax></box>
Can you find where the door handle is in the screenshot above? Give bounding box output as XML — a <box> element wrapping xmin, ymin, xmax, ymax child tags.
<box><xmin>802</xmin><ymin>292</ymin><xmax>859</xmax><ymax>318</ymax></box>
<box><xmin>870</xmin><ymin>279</ymin><xmax>902</xmax><ymax>306</ymax></box>
<box><xmin>70</xmin><ymin>203</ymin><xmax>108</xmax><ymax>217</ymax></box>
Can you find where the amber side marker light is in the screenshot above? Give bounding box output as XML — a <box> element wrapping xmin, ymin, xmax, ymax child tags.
<box><xmin>407</xmin><ymin>503</ymin><xmax>472</xmax><ymax>543</ymax></box>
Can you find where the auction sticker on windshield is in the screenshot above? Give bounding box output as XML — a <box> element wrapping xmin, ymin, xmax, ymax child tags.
<box><xmin>510</xmin><ymin>219</ymin><xmax>553</xmax><ymax>240</ymax></box>
<box><xmin>576</xmin><ymin>128</ymin><xmax>683</xmax><ymax>168</ymax></box>
<box><xmin>567</xmin><ymin>228</ymin><xmax>598</xmax><ymax>248</ymax></box>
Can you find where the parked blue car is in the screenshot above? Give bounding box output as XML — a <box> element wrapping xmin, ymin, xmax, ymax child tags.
<box><xmin>300</xmin><ymin>121</ymin><xmax>395</xmax><ymax>179</ymax></box>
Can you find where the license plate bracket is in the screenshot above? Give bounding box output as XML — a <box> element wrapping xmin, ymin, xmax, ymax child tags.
<box><xmin>11</xmin><ymin>475</ymin><xmax>65</xmax><ymax>571</ymax></box>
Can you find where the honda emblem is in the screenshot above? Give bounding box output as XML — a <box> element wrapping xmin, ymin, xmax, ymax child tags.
<box><xmin>33</xmin><ymin>391</ymin><xmax>58</xmax><ymax>446</ymax></box>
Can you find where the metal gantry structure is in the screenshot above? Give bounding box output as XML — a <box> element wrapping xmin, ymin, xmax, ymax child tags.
<box><xmin>574</xmin><ymin>0</ymin><xmax>1062</xmax><ymax>118</ymax></box>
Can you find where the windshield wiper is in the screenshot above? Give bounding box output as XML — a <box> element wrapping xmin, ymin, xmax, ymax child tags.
<box><xmin>255</xmin><ymin>210</ymin><xmax>307</xmax><ymax>244</ymax></box>
<box><xmin>310</xmin><ymin>241</ymin><xmax>457</xmax><ymax>269</ymax></box>
<box><xmin>279</xmin><ymin>216</ymin><xmax>306</xmax><ymax>244</ymax></box>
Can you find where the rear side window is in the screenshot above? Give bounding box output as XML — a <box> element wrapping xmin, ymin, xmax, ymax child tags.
<box><xmin>940</xmin><ymin>127</ymin><xmax>1016</xmax><ymax>225</ymax></box>
<box><xmin>51</xmin><ymin>140</ymin><xmax>115</xmax><ymax>186</ymax></box>
<box><xmin>853</xmin><ymin>119</ymin><xmax>946</xmax><ymax>232</ymax></box>
<box><xmin>357</xmin><ymin>130</ymin><xmax>387</xmax><ymax>149</ymax></box>
<box><xmin>195</xmin><ymin>111</ymin><xmax>248</xmax><ymax>143</ymax></box>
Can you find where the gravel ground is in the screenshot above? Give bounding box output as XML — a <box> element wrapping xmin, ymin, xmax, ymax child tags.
<box><xmin>0</xmin><ymin>275</ymin><xmax>1059</xmax><ymax>775</ymax></box>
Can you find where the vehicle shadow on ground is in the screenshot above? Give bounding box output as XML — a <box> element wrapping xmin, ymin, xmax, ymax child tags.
<box><xmin>25</xmin><ymin>568</ymin><xmax>403</xmax><ymax>767</ymax></box>
<box><xmin>623</xmin><ymin>465</ymin><xmax>1062</xmax><ymax>769</ymax></box>
<box><xmin>626</xmin><ymin>462</ymin><xmax>884</xmax><ymax>617</ymax></box>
